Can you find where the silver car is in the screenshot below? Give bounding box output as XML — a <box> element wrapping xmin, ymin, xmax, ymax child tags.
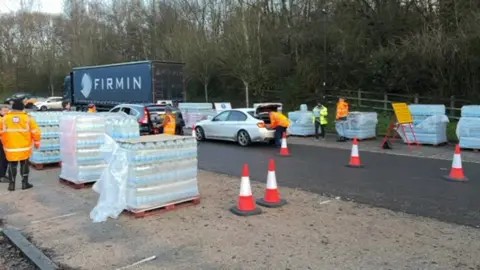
<box><xmin>194</xmin><ymin>107</ymin><xmax>277</xmax><ymax>146</ymax></box>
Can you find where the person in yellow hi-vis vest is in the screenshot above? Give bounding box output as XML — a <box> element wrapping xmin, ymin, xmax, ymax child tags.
<box><xmin>269</xmin><ymin>107</ymin><xmax>290</xmax><ymax>147</ymax></box>
<box><xmin>312</xmin><ymin>101</ymin><xmax>328</xmax><ymax>140</ymax></box>
<box><xmin>335</xmin><ymin>98</ymin><xmax>349</xmax><ymax>142</ymax></box>
<box><xmin>162</xmin><ymin>107</ymin><xmax>176</xmax><ymax>135</ymax></box>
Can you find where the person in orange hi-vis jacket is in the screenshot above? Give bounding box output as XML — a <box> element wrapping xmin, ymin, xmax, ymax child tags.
<box><xmin>335</xmin><ymin>98</ymin><xmax>349</xmax><ymax>142</ymax></box>
<box><xmin>0</xmin><ymin>99</ymin><xmax>41</xmax><ymax>191</ymax></box>
<box><xmin>162</xmin><ymin>107</ymin><xmax>177</xmax><ymax>135</ymax></box>
<box><xmin>87</xmin><ymin>103</ymin><xmax>97</xmax><ymax>113</ymax></box>
<box><xmin>269</xmin><ymin>107</ymin><xmax>290</xmax><ymax>147</ymax></box>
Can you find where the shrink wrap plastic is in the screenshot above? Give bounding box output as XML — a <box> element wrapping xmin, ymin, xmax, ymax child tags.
<box><xmin>59</xmin><ymin>113</ymin><xmax>107</xmax><ymax>183</ymax></box>
<box><xmin>288</xmin><ymin>105</ymin><xmax>315</xmax><ymax>136</ymax></box>
<box><xmin>90</xmin><ymin>134</ymin><xmax>199</xmax><ymax>222</ymax></box>
<box><xmin>335</xmin><ymin>112</ymin><xmax>378</xmax><ymax>140</ymax></box>
<box><xmin>457</xmin><ymin>105</ymin><xmax>480</xmax><ymax>149</ymax></box>
<box><xmin>29</xmin><ymin>112</ymin><xmax>62</xmax><ymax>164</ymax></box>
<box><xmin>396</xmin><ymin>105</ymin><xmax>449</xmax><ymax>145</ymax></box>
<box><xmin>179</xmin><ymin>103</ymin><xmax>216</xmax><ymax>127</ymax></box>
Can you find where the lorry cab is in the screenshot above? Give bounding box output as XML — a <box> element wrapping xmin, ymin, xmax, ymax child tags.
<box><xmin>63</xmin><ymin>74</ymin><xmax>72</xmax><ymax>103</ymax></box>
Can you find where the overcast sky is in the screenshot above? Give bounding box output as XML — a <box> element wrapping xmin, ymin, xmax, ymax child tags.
<box><xmin>0</xmin><ymin>0</ymin><xmax>63</xmax><ymax>14</ymax></box>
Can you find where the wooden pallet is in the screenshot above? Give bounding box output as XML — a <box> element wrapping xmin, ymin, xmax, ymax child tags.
<box><xmin>30</xmin><ymin>161</ymin><xmax>61</xmax><ymax>170</ymax></box>
<box><xmin>343</xmin><ymin>137</ymin><xmax>377</xmax><ymax>141</ymax></box>
<box><xmin>125</xmin><ymin>196</ymin><xmax>201</xmax><ymax>218</ymax></box>
<box><xmin>460</xmin><ymin>148</ymin><xmax>479</xmax><ymax>152</ymax></box>
<box><xmin>418</xmin><ymin>142</ymin><xmax>449</xmax><ymax>147</ymax></box>
<box><xmin>289</xmin><ymin>134</ymin><xmax>315</xmax><ymax>138</ymax></box>
<box><xmin>59</xmin><ymin>178</ymin><xmax>95</xmax><ymax>189</ymax></box>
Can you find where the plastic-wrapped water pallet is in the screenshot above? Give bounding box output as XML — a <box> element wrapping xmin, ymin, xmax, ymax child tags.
<box><xmin>179</xmin><ymin>103</ymin><xmax>216</xmax><ymax>128</ymax></box>
<box><xmin>99</xmin><ymin>113</ymin><xmax>140</xmax><ymax>140</ymax></box>
<box><xmin>59</xmin><ymin>113</ymin><xmax>107</xmax><ymax>184</ymax></box>
<box><xmin>396</xmin><ymin>105</ymin><xmax>449</xmax><ymax>145</ymax></box>
<box><xmin>287</xmin><ymin>106</ymin><xmax>315</xmax><ymax>136</ymax></box>
<box><xmin>335</xmin><ymin>112</ymin><xmax>378</xmax><ymax>140</ymax></box>
<box><xmin>457</xmin><ymin>105</ymin><xmax>480</xmax><ymax>149</ymax></box>
<box><xmin>29</xmin><ymin>112</ymin><xmax>62</xmax><ymax>166</ymax></box>
<box><xmin>90</xmin><ymin>134</ymin><xmax>199</xmax><ymax>222</ymax></box>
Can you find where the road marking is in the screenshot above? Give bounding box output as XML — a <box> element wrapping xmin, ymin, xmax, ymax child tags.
<box><xmin>319</xmin><ymin>200</ymin><xmax>331</xmax><ymax>205</ymax></box>
<box><xmin>30</xmin><ymin>212</ymin><xmax>77</xmax><ymax>224</ymax></box>
<box><xmin>116</xmin><ymin>255</ymin><xmax>156</xmax><ymax>270</ymax></box>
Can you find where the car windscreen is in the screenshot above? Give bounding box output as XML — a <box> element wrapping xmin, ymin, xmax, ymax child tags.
<box><xmin>146</xmin><ymin>106</ymin><xmax>167</xmax><ymax>113</ymax></box>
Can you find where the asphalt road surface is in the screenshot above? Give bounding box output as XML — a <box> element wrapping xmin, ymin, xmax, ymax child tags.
<box><xmin>198</xmin><ymin>141</ymin><xmax>480</xmax><ymax>227</ymax></box>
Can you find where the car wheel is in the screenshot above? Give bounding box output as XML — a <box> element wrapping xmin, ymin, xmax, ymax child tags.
<box><xmin>195</xmin><ymin>126</ymin><xmax>205</xmax><ymax>141</ymax></box>
<box><xmin>40</xmin><ymin>106</ymin><xmax>47</xmax><ymax>111</ymax></box>
<box><xmin>237</xmin><ymin>130</ymin><xmax>251</xmax><ymax>147</ymax></box>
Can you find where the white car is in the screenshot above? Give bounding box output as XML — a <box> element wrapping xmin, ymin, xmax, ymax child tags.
<box><xmin>194</xmin><ymin>104</ymin><xmax>281</xmax><ymax>146</ymax></box>
<box><xmin>34</xmin><ymin>96</ymin><xmax>63</xmax><ymax>111</ymax></box>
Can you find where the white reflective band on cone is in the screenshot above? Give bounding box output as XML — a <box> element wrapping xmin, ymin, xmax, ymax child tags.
<box><xmin>281</xmin><ymin>138</ymin><xmax>287</xmax><ymax>148</ymax></box>
<box><xmin>266</xmin><ymin>171</ymin><xmax>277</xmax><ymax>189</ymax></box>
<box><xmin>452</xmin><ymin>154</ymin><xmax>462</xmax><ymax>169</ymax></box>
<box><xmin>239</xmin><ymin>176</ymin><xmax>253</xmax><ymax>196</ymax></box>
<box><xmin>351</xmin><ymin>145</ymin><xmax>359</xmax><ymax>157</ymax></box>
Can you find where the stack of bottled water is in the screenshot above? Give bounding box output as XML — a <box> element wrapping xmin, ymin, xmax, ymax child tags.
<box><xmin>119</xmin><ymin>134</ymin><xmax>199</xmax><ymax>211</ymax></box>
<box><xmin>396</xmin><ymin>105</ymin><xmax>449</xmax><ymax>145</ymax></box>
<box><xmin>29</xmin><ymin>112</ymin><xmax>62</xmax><ymax>164</ymax></box>
<box><xmin>59</xmin><ymin>113</ymin><xmax>107</xmax><ymax>184</ymax></box>
<box><xmin>457</xmin><ymin>105</ymin><xmax>480</xmax><ymax>149</ymax></box>
<box><xmin>100</xmin><ymin>113</ymin><xmax>140</xmax><ymax>140</ymax></box>
<box><xmin>178</xmin><ymin>103</ymin><xmax>216</xmax><ymax>128</ymax></box>
<box><xmin>336</xmin><ymin>112</ymin><xmax>378</xmax><ymax>140</ymax></box>
<box><xmin>287</xmin><ymin>104</ymin><xmax>316</xmax><ymax>136</ymax></box>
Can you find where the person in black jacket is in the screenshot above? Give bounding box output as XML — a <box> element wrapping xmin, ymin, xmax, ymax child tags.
<box><xmin>62</xmin><ymin>101</ymin><xmax>71</xmax><ymax>111</ymax></box>
<box><xmin>0</xmin><ymin>105</ymin><xmax>9</xmax><ymax>182</ymax></box>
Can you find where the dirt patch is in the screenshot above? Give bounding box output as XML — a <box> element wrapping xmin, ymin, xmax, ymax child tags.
<box><xmin>2</xmin><ymin>170</ymin><xmax>480</xmax><ymax>269</ymax></box>
<box><xmin>0</xmin><ymin>233</ymin><xmax>37</xmax><ymax>270</ymax></box>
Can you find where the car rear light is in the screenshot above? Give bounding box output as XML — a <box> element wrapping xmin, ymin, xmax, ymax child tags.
<box><xmin>140</xmin><ymin>108</ymin><xmax>149</xmax><ymax>124</ymax></box>
<box><xmin>257</xmin><ymin>122</ymin><xmax>266</xmax><ymax>128</ymax></box>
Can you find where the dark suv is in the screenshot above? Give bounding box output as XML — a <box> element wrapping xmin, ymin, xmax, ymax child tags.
<box><xmin>4</xmin><ymin>92</ymin><xmax>34</xmax><ymax>104</ymax></box>
<box><xmin>109</xmin><ymin>104</ymin><xmax>185</xmax><ymax>135</ymax></box>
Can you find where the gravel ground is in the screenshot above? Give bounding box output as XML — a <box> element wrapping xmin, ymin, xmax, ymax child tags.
<box><xmin>0</xmin><ymin>233</ymin><xmax>36</xmax><ymax>270</ymax></box>
<box><xmin>1</xmin><ymin>170</ymin><xmax>480</xmax><ymax>269</ymax></box>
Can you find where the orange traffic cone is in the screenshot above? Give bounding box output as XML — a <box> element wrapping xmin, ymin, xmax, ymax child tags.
<box><xmin>443</xmin><ymin>145</ymin><xmax>469</xmax><ymax>182</ymax></box>
<box><xmin>230</xmin><ymin>164</ymin><xmax>262</xmax><ymax>216</ymax></box>
<box><xmin>192</xmin><ymin>125</ymin><xmax>196</xmax><ymax>138</ymax></box>
<box><xmin>257</xmin><ymin>159</ymin><xmax>287</xmax><ymax>208</ymax></box>
<box><xmin>346</xmin><ymin>137</ymin><xmax>364</xmax><ymax>168</ymax></box>
<box><xmin>279</xmin><ymin>132</ymin><xmax>291</xmax><ymax>157</ymax></box>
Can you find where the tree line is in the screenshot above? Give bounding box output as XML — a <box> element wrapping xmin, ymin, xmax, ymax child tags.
<box><xmin>1</xmin><ymin>0</ymin><xmax>479</xmax><ymax>109</ymax></box>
